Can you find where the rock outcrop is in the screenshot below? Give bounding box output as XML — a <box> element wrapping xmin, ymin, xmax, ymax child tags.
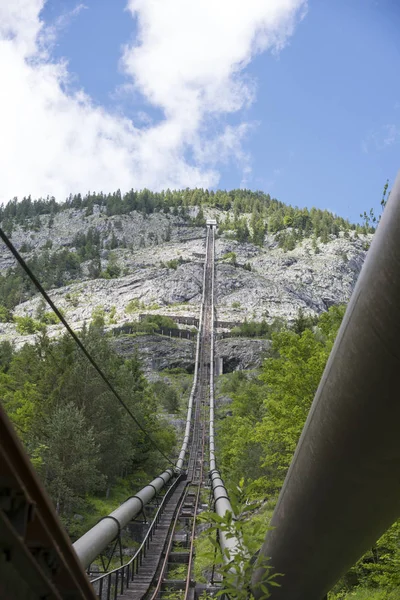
<box><xmin>0</xmin><ymin>205</ymin><xmax>372</xmax><ymax>350</ymax></box>
<box><xmin>111</xmin><ymin>334</ymin><xmax>195</xmax><ymax>374</ymax></box>
<box><xmin>216</xmin><ymin>338</ymin><xmax>271</xmax><ymax>372</ymax></box>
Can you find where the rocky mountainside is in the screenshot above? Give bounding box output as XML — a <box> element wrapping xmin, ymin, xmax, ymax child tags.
<box><xmin>0</xmin><ymin>203</ymin><xmax>372</xmax><ymax>358</ymax></box>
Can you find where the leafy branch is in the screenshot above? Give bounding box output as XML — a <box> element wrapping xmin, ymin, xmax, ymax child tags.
<box><xmin>359</xmin><ymin>180</ymin><xmax>390</xmax><ymax>231</ymax></box>
<box><xmin>199</xmin><ymin>488</ymin><xmax>282</xmax><ymax>599</ymax></box>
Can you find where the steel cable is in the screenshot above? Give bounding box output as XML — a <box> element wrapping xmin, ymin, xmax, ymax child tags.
<box><xmin>0</xmin><ymin>226</ymin><xmax>175</xmax><ymax>466</ymax></box>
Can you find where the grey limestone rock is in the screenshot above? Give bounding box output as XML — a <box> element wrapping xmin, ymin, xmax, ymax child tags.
<box><xmin>216</xmin><ymin>338</ymin><xmax>271</xmax><ymax>372</ymax></box>
<box><xmin>0</xmin><ymin>205</ymin><xmax>372</xmax><ymax>352</ymax></box>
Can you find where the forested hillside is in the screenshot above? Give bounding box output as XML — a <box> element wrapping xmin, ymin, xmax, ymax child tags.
<box><xmin>1</xmin><ymin>189</ymin><xmax>396</xmax><ymax>600</ymax></box>
<box><xmin>0</xmin><ymin>319</ymin><xmax>176</xmax><ymax>536</ymax></box>
<box><xmin>210</xmin><ymin>306</ymin><xmax>400</xmax><ymax>600</ymax></box>
<box><xmin>0</xmin><ymin>186</ymin><xmax>367</xmax><ymax>314</ymax></box>
<box><xmin>0</xmin><ymin>188</ymin><xmax>373</xmax><ymax>350</ymax></box>
<box><xmin>0</xmin><ymin>186</ymin><xmax>373</xmax><ymax>259</ymax></box>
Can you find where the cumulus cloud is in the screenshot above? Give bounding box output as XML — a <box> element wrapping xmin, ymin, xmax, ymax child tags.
<box><xmin>382</xmin><ymin>124</ymin><xmax>400</xmax><ymax>147</ymax></box>
<box><xmin>41</xmin><ymin>3</ymin><xmax>88</xmax><ymax>51</ymax></box>
<box><xmin>362</xmin><ymin>123</ymin><xmax>400</xmax><ymax>153</ymax></box>
<box><xmin>0</xmin><ymin>0</ymin><xmax>306</xmax><ymax>203</ymax></box>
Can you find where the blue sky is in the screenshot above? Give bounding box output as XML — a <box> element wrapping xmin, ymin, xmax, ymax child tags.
<box><xmin>246</xmin><ymin>0</ymin><xmax>400</xmax><ymax>221</ymax></box>
<box><xmin>1</xmin><ymin>0</ymin><xmax>399</xmax><ymax>222</ymax></box>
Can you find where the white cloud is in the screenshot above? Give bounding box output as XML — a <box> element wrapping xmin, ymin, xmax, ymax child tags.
<box><xmin>362</xmin><ymin>123</ymin><xmax>400</xmax><ymax>153</ymax></box>
<box><xmin>0</xmin><ymin>0</ymin><xmax>306</xmax><ymax>203</ymax></box>
<box><xmin>41</xmin><ymin>4</ymin><xmax>88</xmax><ymax>52</ymax></box>
<box><xmin>382</xmin><ymin>124</ymin><xmax>400</xmax><ymax>147</ymax></box>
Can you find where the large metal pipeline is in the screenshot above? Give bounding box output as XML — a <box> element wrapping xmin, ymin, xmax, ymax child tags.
<box><xmin>208</xmin><ymin>225</ymin><xmax>240</xmax><ymax>560</ymax></box>
<box><xmin>74</xmin><ymin>229</ymin><xmax>210</xmax><ymax>569</ymax></box>
<box><xmin>176</xmin><ymin>228</ymin><xmax>209</xmax><ymax>471</ymax></box>
<box><xmin>73</xmin><ymin>470</ymin><xmax>174</xmax><ymax>569</ymax></box>
<box><xmin>252</xmin><ymin>170</ymin><xmax>400</xmax><ymax>599</ymax></box>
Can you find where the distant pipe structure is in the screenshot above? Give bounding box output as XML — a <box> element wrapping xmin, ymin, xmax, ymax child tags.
<box><xmin>208</xmin><ymin>225</ymin><xmax>239</xmax><ymax>560</ymax></box>
<box><xmin>252</xmin><ymin>170</ymin><xmax>400</xmax><ymax>599</ymax></box>
<box><xmin>74</xmin><ymin>231</ymin><xmax>209</xmax><ymax>569</ymax></box>
<box><xmin>176</xmin><ymin>228</ymin><xmax>209</xmax><ymax>471</ymax></box>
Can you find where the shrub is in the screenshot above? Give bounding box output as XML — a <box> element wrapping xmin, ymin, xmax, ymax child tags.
<box><xmin>0</xmin><ymin>304</ymin><xmax>11</xmax><ymax>323</ymax></box>
<box><xmin>108</xmin><ymin>306</ymin><xmax>117</xmax><ymax>324</ymax></box>
<box><xmin>91</xmin><ymin>306</ymin><xmax>105</xmax><ymax>329</ymax></box>
<box><xmin>165</xmin><ymin>256</ymin><xmax>188</xmax><ymax>270</ymax></box>
<box><xmin>65</xmin><ymin>293</ymin><xmax>80</xmax><ymax>307</ymax></box>
<box><xmin>125</xmin><ymin>315</ymin><xmax>178</xmax><ymax>335</ymax></box>
<box><xmin>147</xmin><ymin>303</ymin><xmax>161</xmax><ymax>310</ymax></box>
<box><xmin>152</xmin><ymin>381</ymin><xmax>180</xmax><ymax>413</ymax></box>
<box><xmin>14</xmin><ymin>315</ymin><xmax>45</xmax><ymax>335</ymax></box>
<box><xmin>126</xmin><ymin>299</ymin><xmax>145</xmax><ymax>313</ymax></box>
<box><xmin>231</xmin><ymin>319</ymin><xmax>271</xmax><ymax>338</ymax></box>
<box><xmin>139</xmin><ymin>315</ymin><xmax>177</xmax><ymax>331</ymax></box>
<box><xmin>222</xmin><ymin>251</ymin><xmax>237</xmax><ymax>265</ymax></box>
<box><xmin>103</xmin><ymin>263</ymin><xmax>121</xmax><ymax>278</ymax></box>
<box><xmin>41</xmin><ymin>312</ymin><xmax>60</xmax><ymax>325</ymax></box>
<box><xmin>20</xmin><ymin>242</ymin><xmax>33</xmax><ymax>253</ymax></box>
<box><xmin>166</xmin><ymin>259</ymin><xmax>179</xmax><ymax>269</ymax></box>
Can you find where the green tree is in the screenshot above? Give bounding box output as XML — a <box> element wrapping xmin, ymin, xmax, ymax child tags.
<box><xmin>91</xmin><ymin>306</ymin><xmax>105</xmax><ymax>329</ymax></box>
<box><xmin>254</xmin><ymin>329</ymin><xmax>329</xmax><ymax>491</ymax></box>
<box><xmin>235</xmin><ymin>218</ymin><xmax>250</xmax><ymax>243</ymax></box>
<box><xmin>195</xmin><ymin>206</ymin><xmax>206</xmax><ymax>226</ymax></box>
<box><xmin>0</xmin><ymin>304</ymin><xmax>11</xmax><ymax>322</ymax></box>
<box><xmin>359</xmin><ymin>180</ymin><xmax>390</xmax><ymax>231</ymax></box>
<box><xmin>14</xmin><ymin>315</ymin><xmax>45</xmax><ymax>335</ymax></box>
<box><xmin>44</xmin><ymin>402</ymin><xmax>103</xmax><ymax>513</ymax></box>
<box><xmin>218</xmin><ymin>306</ymin><xmax>346</xmax><ymax>496</ymax></box>
<box><xmin>0</xmin><ymin>327</ymin><xmax>176</xmax><ymax>518</ymax></box>
<box><xmin>152</xmin><ymin>380</ymin><xmax>180</xmax><ymax>413</ymax></box>
<box><xmin>292</xmin><ymin>308</ymin><xmax>318</xmax><ymax>334</ymax></box>
<box><xmin>222</xmin><ymin>251</ymin><xmax>237</xmax><ymax>266</ymax></box>
<box><xmin>0</xmin><ymin>341</ymin><xmax>13</xmax><ymax>371</ymax></box>
<box><xmin>102</xmin><ymin>252</ymin><xmax>121</xmax><ymax>278</ymax></box>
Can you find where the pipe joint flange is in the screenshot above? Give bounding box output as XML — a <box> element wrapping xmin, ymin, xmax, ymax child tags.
<box><xmin>126</xmin><ymin>495</ymin><xmax>145</xmax><ymax>512</ymax></box>
<box><xmin>214</xmin><ymin>495</ymin><xmax>232</xmax><ymax>507</ymax></box>
<box><xmin>96</xmin><ymin>515</ymin><xmax>121</xmax><ymax>542</ymax></box>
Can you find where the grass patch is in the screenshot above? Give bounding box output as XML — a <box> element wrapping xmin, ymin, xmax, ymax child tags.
<box><xmin>329</xmin><ymin>588</ymin><xmax>400</xmax><ymax>600</ymax></box>
<box><xmin>66</xmin><ymin>473</ymin><xmax>151</xmax><ymax>540</ymax></box>
<box><xmin>194</xmin><ymin>527</ymin><xmax>216</xmax><ymax>583</ymax></box>
<box><xmin>167</xmin><ymin>564</ymin><xmax>188</xmax><ymax>580</ymax></box>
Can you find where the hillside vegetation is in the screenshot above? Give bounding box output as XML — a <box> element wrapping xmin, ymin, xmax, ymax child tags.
<box><xmin>0</xmin><ymin>319</ymin><xmax>176</xmax><ymax>536</ymax></box>
<box><xmin>210</xmin><ymin>306</ymin><xmax>400</xmax><ymax>599</ymax></box>
<box><xmin>1</xmin><ymin>189</ymin><xmax>395</xmax><ymax>599</ymax></box>
<box><xmin>0</xmin><ymin>188</ymin><xmax>372</xmax><ymax>336</ymax></box>
<box><xmin>1</xmin><ymin>187</ymin><xmax>373</xmax><ymax>248</ymax></box>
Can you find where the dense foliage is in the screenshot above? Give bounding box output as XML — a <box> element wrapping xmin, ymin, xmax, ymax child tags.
<box><xmin>0</xmin><ymin>246</ymin><xmax>128</xmax><ymax>313</ymax></box>
<box><xmin>0</xmin><ymin>190</ymin><xmax>387</xmax><ymax>596</ymax></box>
<box><xmin>0</xmin><ymin>248</ymin><xmax>82</xmax><ymax>310</ymax></box>
<box><xmin>0</xmin><ymin>186</ymin><xmax>371</xmax><ymax>316</ymax></box>
<box><xmin>0</xmin><ymin>187</ymin><xmax>369</xmax><ymax>249</ymax></box>
<box><xmin>0</xmin><ymin>323</ymin><xmax>176</xmax><ymax>527</ymax></box>
<box><xmin>228</xmin><ymin>310</ymin><xmax>316</xmax><ymax>339</ymax></box>
<box><xmin>216</xmin><ymin>306</ymin><xmax>400</xmax><ymax>597</ymax></box>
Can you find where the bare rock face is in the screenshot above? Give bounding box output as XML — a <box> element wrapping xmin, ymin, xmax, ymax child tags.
<box><xmin>0</xmin><ymin>205</ymin><xmax>372</xmax><ymax>352</ymax></box>
<box><xmin>111</xmin><ymin>334</ymin><xmax>195</xmax><ymax>374</ymax></box>
<box><xmin>216</xmin><ymin>338</ymin><xmax>271</xmax><ymax>372</ymax></box>
<box><xmin>109</xmin><ymin>333</ymin><xmax>270</xmax><ymax>375</ymax></box>
<box><xmin>215</xmin><ymin>234</ymin><xmax>370</xmax><ymax>322</ymax></box>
